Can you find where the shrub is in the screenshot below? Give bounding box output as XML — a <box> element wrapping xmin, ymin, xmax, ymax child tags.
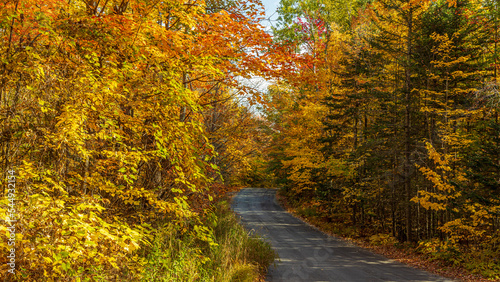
<box><xmin>140</xmin><ymin>200</ymin><xmax>276</xmax><ymax>282</ymax></box>
<box><xmin>369</xmin><ymin>233</ymin><xmax>398</xmax><ymax>246</ymax></box>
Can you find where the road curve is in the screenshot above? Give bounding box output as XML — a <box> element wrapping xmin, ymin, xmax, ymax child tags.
<box><xmin>231</xmin><ymin>188</ymin><xmax>453</xmax><ymax>282</ymax></box>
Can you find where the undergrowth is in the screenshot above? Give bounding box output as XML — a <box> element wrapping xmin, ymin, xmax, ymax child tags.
<box><xmin>140</xmin><ymin>200</ymin><xmax>276</xmax><ymax>282</ymax></box>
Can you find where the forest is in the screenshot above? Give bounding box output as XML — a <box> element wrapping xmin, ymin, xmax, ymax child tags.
<box><xmin>265</xmin><ymin>0</ymin><xmax>500</xmax><ymax>279</ymax></box>
<box><xmin>1</xmin><ymin>0</ymin><xmax>500</xmax><ymax>281</ymax></box>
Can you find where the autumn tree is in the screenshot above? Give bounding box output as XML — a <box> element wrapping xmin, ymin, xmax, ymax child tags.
<box><xmin>0</xmin><ymin>0</ymin><xmax>273</xmax><ymax>280</ymax></box>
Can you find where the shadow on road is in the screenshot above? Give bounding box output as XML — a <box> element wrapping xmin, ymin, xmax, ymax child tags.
<box><xmin>231</xmin><ymin>188</ymin><xmax>453</xmax><ymax>282</ymax></box>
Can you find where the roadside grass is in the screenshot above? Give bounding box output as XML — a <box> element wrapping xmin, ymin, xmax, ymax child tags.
<box><xmin>140</xmin><ymin>200</ymin><xmax>276</xmax><ymax>282</ymax></box>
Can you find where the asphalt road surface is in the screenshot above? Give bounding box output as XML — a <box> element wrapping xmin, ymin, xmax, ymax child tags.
<box><xmin>231</xmin><ymin>188</ymin><xmax>453</xmax><ymax>282</ymax></box>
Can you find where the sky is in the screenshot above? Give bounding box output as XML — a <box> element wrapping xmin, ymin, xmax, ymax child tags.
<box><xmin>260</xmin><ymin>0</ymin><xmax>281</xmax><ymax>30</ymax></box>
<box><xmin>239</xmin><ymin>0</ymin><xmax>281</xmax><ymax>100</ymax></box>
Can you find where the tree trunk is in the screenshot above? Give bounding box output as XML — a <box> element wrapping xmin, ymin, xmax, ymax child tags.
<box><xmin>404</xmin><ymin>5</ymin><xmax>414</xmax><ymax>242</ymax></box>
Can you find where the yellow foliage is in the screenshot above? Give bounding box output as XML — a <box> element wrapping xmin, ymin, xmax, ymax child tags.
<box><xmin>0</xmin><ymin>0</ymin><xmax>272</xmax><ymax>279</ymax></box>
<box><xmin>412</xmin><ymin>143</ymin><xmax>463</xmax><ymax>211</ymax></box>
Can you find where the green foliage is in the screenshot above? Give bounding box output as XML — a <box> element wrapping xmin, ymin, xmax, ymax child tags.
<box><xmin>141</xmin><ymin>201</ymin><xmax>276</xmax><ymax>282</ymax></box>
<box><xmin>266</xmin><ymin>0</ymin><xmax>500</xmax><ymax>278</ymax></box>
<box><xmin>416</xmin><ymin>237</ymin><xmax>500</xmax><ymax>279</ymax></box>
<box><xmin>465</xmin><ymin>260</ymin><xmax>500</xmax><ymax>280</ymax></box>
<box><xmin>297</xmin><ymin>206</ymin><xmax>319</xmax><ymax>218</ymax></box>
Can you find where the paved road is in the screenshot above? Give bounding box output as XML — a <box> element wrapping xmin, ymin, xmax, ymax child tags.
<box><xmin>231</xmin><ymin>188</ymin><xmax>453</xmax><ymax>282</ymax></box>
